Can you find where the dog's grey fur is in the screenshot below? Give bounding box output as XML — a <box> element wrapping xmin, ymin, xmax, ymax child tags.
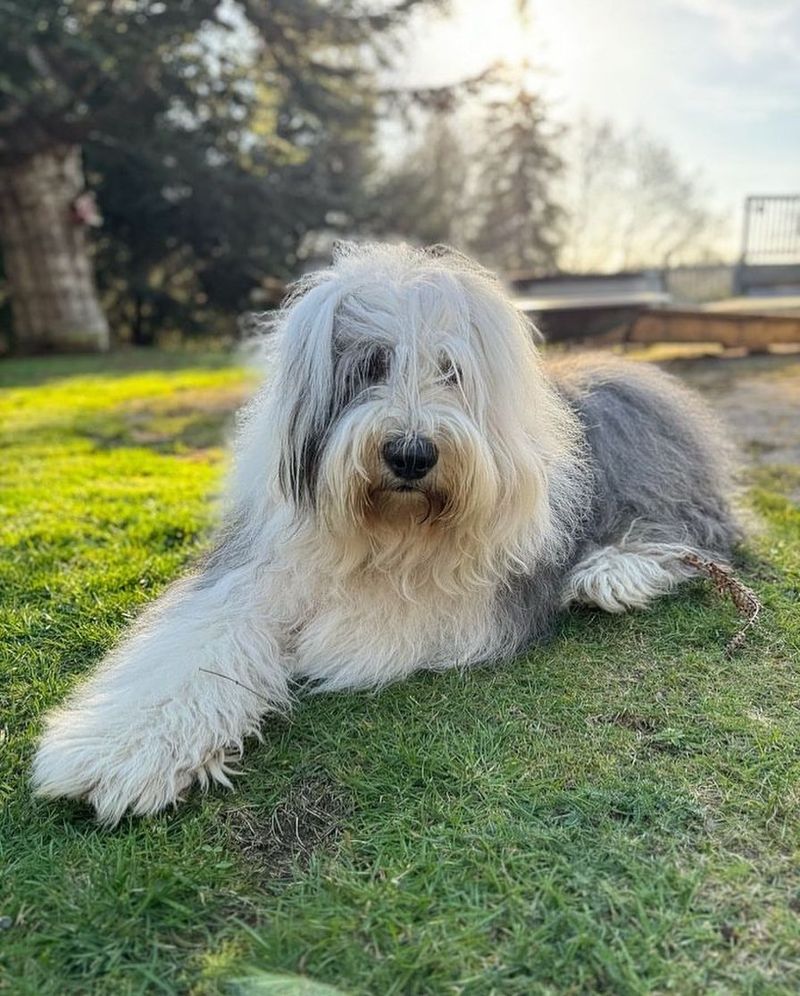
<box><xmin>558</xmin><ymin>355</ymin><xmax>738</xmax><ymax>554</ymax></box>
<box><xmin>499</xmin><ymin>354</ymin><xmax>738</xmax><ymax>652</ymax></box>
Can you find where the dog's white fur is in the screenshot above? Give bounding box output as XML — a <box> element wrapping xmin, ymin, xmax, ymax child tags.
<box><xmin>563</xmin><ymin>540</ymin><xmax>698</xmax><ymax>613</ymax></box>
<box><xmin>32</xmin><ymin>244</ymin><xmax>731</xmax><ymax>823</ymax></box>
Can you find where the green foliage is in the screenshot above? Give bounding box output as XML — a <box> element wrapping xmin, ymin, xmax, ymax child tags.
<box><xmin>0</xmin><ymin>1</ymin><xmax>436</xmax><ymax>344</ymax></box>
<box><xmin>2</xmin><ymin>352</ymin><xmax>800</xmax><ymax>993</ymax></box>
<box><xmin>0</xmin><ymin>0</ymin><xmax>215</xmax><ymax>159</ymax></box>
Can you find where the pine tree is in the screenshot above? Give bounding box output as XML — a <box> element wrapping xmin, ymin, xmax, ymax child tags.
<box><xmin>0</xmin><ymin>0</ymin><xmax>439</xmax><ymax>351</ymax></box>
<box><xmin>470</xmin><ymin>84</ymin><xmax>564</xmax><ymax>275</ymax></box>
<box><xmin>374</xmin><ymin>114</ymin><xmax>471</xmax><ymax>247</ymax></box>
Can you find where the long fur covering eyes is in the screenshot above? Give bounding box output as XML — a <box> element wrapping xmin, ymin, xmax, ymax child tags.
<box><xmin>32</xmin><ymin>243</ymin><xmax>739</xmax><ymax>823</ymax></box>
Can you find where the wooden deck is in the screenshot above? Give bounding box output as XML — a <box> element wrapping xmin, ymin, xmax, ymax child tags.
<box><xmin>626</xmin><ymin>308</ymin><xmax>800</xmax><ymax>350</ymax></box>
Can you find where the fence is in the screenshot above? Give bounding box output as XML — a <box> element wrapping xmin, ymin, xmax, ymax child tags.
<box><xmin>740</xmin><ymin>195</ymin><xmax>800</xmax><ymax>264</ymax></box>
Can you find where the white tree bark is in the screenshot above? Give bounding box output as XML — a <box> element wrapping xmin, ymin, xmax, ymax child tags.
<box><xmin>0</xmin><ymin>144</ymin><xmax>109</xmax><ymax>352</ymax></box>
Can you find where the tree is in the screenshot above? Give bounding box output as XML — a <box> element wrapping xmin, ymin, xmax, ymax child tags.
<box><xmin>0</xmin><ymin>143</ymin><xmax>109</xmax><ymax>351</ymax></box>
<box><xmin>372</xmin><ymin>113</ymin><xmax>471</xmax><ymax>246</ymax></box>
<box><xmin>0</xmin><ymin>0</ymin><xmax>440</xmax><ymax>352</ymax></box>
<box><xmin>0</xmin><ymin>0</ymin><xmax>224</xmax><ymax>350</ymax></box>
<box><xmin>469</xmin><ymin>80</ymin><xmax>564</xmax><ymax>275</ymax></box>
<box><xmin>367</xmin><ymin>69</ymin><xmax>565</xmax><ymax>275</ymax></box>
<box><xmin>560</xmin><ymin>118</ymin><xmax>727</xmax><ymax>272</ymax></box>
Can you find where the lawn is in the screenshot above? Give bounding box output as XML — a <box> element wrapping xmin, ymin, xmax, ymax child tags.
<box><xmin>1</xmin><ymin>350</ymin><xmax>799</xmax><ymax>995</ymax></box>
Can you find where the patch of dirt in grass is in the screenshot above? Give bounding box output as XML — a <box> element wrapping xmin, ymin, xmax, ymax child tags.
<box><xmin>129</xmin><ymin>385</ymin><xmax>250</xmax><ymax>417</ymax></box>
<box><xmin>81</xmin><ymin>384</ymin><xmax>251</xmax><ymax>452</ymax></box>
<box><xmin>587</xmin><ymin>711</ymin><xmax>659</xmax><ymax>734</ymax></box>
<box><xmin>661</xmin><ymin>354</ymin><xmax>800</xmax><ymax>494</ymax></box>
<box><xmin>587</xmin><ymin>712</ymin><xmax>697</xmax><ymax>755</ymax></box>
<box><xmin>227</xmin><ymin>773</ymin><xmax>353</xmax><ymax>881</ymax></box>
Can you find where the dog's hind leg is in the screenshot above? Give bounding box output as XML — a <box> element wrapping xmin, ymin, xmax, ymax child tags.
<box><xmin>32</xmin><ymin>560</ymin><xmax>290</xmax><ymax>824</ymax></box>
<box><xmin>562</xmin><ymin>540</ymin><xmax>701</xmax><ymax>614</ymax></box>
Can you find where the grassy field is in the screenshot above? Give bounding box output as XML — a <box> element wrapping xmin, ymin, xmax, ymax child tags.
<box><xmin>1</xmin><ymin>350</ymin><xmax>799</xmax><ymax>995</ymax></box>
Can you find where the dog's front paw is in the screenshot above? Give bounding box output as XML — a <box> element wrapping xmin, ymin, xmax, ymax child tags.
<box><xmin>32</xmin><ymin>705</ymin><xmax>239</xmax><ymax>825</ymax></box>
<box><xmin>564</xmin><ymin>544</ymin><xmax>684</xmax><ymax>614</ymax></box>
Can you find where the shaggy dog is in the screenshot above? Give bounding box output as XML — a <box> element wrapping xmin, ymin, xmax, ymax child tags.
<box><xmin>32</xmin><ymin>243</ymin><xmax>739</xmax><ymax>823</ymax></box>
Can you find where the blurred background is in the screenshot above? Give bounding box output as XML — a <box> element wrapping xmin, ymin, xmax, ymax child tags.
<box><xmin>0</xmin><ymin>0</ymin><xmax>798</xmax><ymax>355</ymax></box>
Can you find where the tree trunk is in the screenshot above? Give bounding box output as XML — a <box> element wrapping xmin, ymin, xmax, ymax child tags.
<box><xmin>0</xmin><ymin>145</ymin><xmax>109</xmax><ymax>352</ymax></box>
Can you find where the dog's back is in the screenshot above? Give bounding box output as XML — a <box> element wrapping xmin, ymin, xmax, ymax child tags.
<box><xmin>545</xmin><ymin>353</ymin><xmax>740</xmax><ymax>559</ymax></box>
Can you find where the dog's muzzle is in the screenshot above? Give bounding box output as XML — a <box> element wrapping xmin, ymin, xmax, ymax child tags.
<box><xmin>382</xmin><ymin>434</ymin><xmax>439</xmax><ymax>481</ymax></box>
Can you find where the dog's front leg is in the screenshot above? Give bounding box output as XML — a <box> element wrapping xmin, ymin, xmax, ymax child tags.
<box><xmin>32</xmin><ymin>563</ymin><xmax>289</xmax><ymax>824</ymax></box>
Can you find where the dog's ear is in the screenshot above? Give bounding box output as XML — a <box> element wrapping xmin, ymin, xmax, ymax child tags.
<box><xmin>274</xmin><ymin>284</ymin><xmax>340</xmax><ymax>509</ymax></box>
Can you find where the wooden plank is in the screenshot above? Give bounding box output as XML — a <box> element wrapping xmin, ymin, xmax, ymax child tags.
<box><xmin>628</xmin><ymin>308</ymin><xmax>800</xmax><ymax>349</ymax></box>
<box><xmin>705</xmin><ymin>295</ymin><xmax>800</xmax><ymax>316</ymax></box>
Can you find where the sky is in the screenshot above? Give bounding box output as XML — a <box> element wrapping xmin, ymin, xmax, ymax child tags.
<box><xmin>392</xmin><ymin>0</ymin><xmax>800</xmax><ymax>245</ymax></box>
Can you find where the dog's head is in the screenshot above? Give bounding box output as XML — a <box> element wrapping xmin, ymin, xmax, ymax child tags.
<box><xmin>269</xmin><ymin>243</ymin><xmax>579</xmax><ymax>579</ymax></box>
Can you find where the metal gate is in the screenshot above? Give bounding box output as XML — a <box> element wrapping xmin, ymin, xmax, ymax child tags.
<box><xmin>740</xmin><ymin>195</ymin><xmax>800</xmax><ymax>263</ymax></box>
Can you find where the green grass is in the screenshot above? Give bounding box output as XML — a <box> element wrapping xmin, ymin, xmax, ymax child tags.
<box><xmin>2</xmin><ymin>351</ymin><xmax>799</xmax><ymax>995</ymax></box>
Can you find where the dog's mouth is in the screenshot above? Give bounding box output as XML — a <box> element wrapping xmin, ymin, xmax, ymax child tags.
<box><xmin>372</xmin><ymin>482</ymin><xmax>429</xmax><ymax>498</ymax></box>
<box><xmin>367</xmin><ymin>484</ymin><xmax>450</xmax><ymax>525</ymax></box>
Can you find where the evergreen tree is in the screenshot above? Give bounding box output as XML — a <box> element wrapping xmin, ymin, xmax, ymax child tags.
<box><xmin>0</xmin><ymin>0</ymin><xmax>438</xmax><ymax>352</ymax></box>
<box><xmin>470</xmin><ymin>82</ymin><xmax>564</xmax><ymax>275</ymax></box>
<box><xmin>374</xmin><ymin>114</ymin><xmax>471</xmax><ymax>247</ymax></box>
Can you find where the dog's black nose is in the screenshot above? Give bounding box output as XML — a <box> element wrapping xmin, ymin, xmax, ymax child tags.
<box><xmin>383</xmin><ymin>435</ymin><xmax>438</xmax><ymax>481</ymax></box>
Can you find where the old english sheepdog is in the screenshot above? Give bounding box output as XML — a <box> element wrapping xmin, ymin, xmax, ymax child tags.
<box><xmin>32</xmin><ymin>243</ymin><xmax>739</xmax><ymax>823</ymax></box>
